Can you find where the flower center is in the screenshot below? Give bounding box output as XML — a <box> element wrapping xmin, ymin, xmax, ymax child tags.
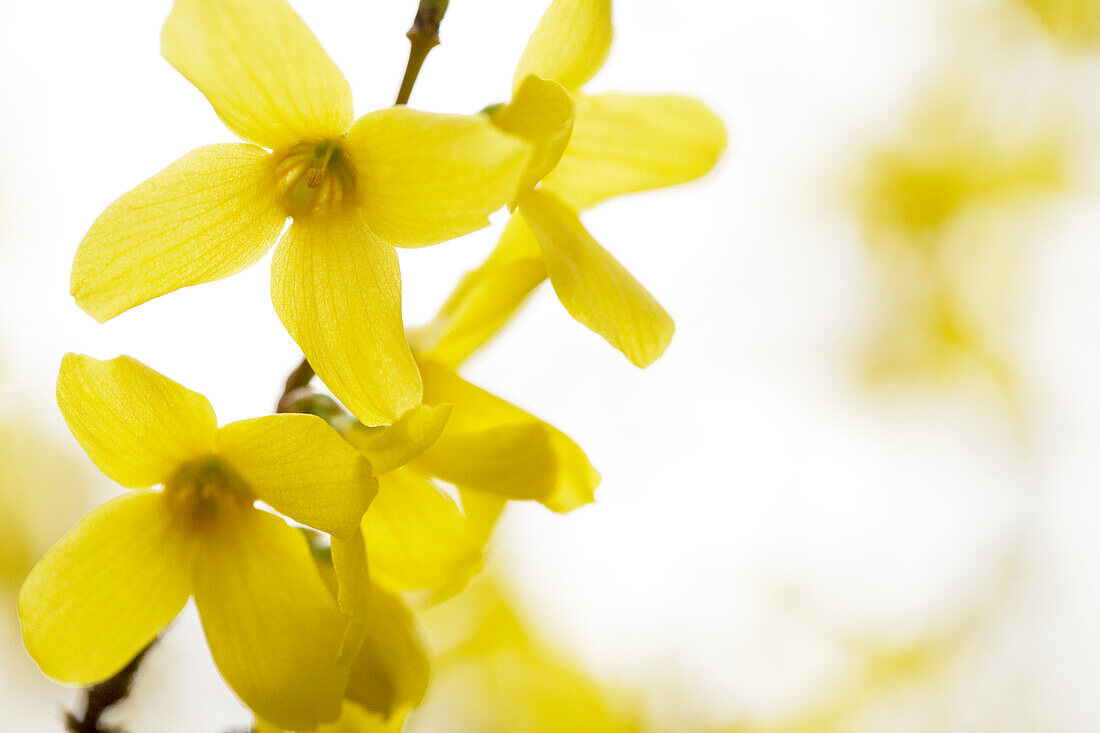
<box><xmin>163</xmin><ymin>456</ymin><xmax>253</xmax><ymax>526</ymax></box>
<box><xmin>274</xmin><ymin>139</ymin><xmax>357</xmax><ymax>217</ymax></box>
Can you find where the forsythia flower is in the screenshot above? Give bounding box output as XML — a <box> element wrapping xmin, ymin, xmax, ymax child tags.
<box><xmin>19</xmin><ymin>354</ymin><xmax>376</xmax><ymax>730</ymax></box>
<box><xmin>70</xmin><ymin>0</ymin><xmax>527</xmax><ymax>426</ymax></box>
<box><xmin>350</xmin><ymin>354</ymin><xmax>600</xmax><ymax>604</ymax></box>
<box><xmin>417</xmin><ymin>0</ymin><xmax>727</xmax><ymax>369</ymax></box>
<box><xmin>1020</xmin><ymin>0</ymin><xmax>1100</xmax><ymax>50</ymax></box>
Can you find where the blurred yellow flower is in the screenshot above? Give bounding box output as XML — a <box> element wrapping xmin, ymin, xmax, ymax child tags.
<box><xmin>19</xmin><ymin>354</ymin><xmax>377</xmax><ymax>730</ymax></box>
<box><xmin>1019</xmin><ymin>0</ymin><xmax>1100</xmax><ymax>49</ymax></box>
<box><xmin>852</xmin><ymin>84</ymin><xmax>1071</xmax><ymax>396</ymax></box>
<box><xmin>413</xmin><ymin>575</ymin><xmax>646</xmax><ymax>733</ymax></box>
<box><xmin>70</xmin><ymin>0</ymin><xmax>526</xmax><ymax>426</ymax></box>
<box><xmin>417</xmin><ymin>0</ymin><xmax>727</xmax><ymax>370</ymax></box>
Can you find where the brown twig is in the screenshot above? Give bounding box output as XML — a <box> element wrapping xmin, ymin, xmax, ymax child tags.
<box><xmin>64</xmin><ymin>643</ymin><xmax>154</xmax><ymax>733</ymax></box>
<box><xmin>277</xmin><ymin>358</ymin><xmax>316</xmax><ymax>413</ymax></box>
<box><xmin>395</xmin><ymin>0</ymin><xmax>451</xmax><ymax>105</ymax></box>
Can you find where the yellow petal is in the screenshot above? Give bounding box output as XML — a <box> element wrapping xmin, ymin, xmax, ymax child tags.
<box><xmin>271</xmin><ymin>211</ymin><xmax>421</xmax><ymax>426</ymax></box>
<box><xmin>414</xmin><ymin>213</ymin><xmax>547</xmax><ymax>369</ymax></box>
<box><xmin>345</xmin><ymin>108</ymin><xmax>526</xmax><ymax>248</ymax></box>
<box><xmin>331</xmin><ymin>527</ymin><xmax>371</xmax><ymax>663</ymax></box>
<box><xmin>257</xmin><ymin>701</ymin><xmax>405</xmax><ymax>733</ymax></box>
<box><xmin>342</xmin><ymin>403</ymin><xmax>453</xmax><ymax>475</ymax></box>
<box><xmin>543</xmin><ymin>93</ymin><xmax>727</xmax><ymax>210</ymax></box>
<box><xmin>413</xmin><ymin>360</ymin><xmax>599</xmax><ymax>511</ymax></box>
<box><xmin>513</xmin><ymin>0</ymin><xmax>612</xmax><ymax>93</ymax></box>
<box><xmin>18</xmin><ymin>492</ymin><xmax>192</xmax><ymax>685</ymax></box>
<box><xmin>194</xmin><ymin>507</ymin><xmax>344</xmax><ymax>730</ymax></box>
<box><xmin>217</xmin><ymin>414</ymin><xmax>376</xmax><ymax>538</ymax></box>
<box><xmin>57</xmin><ymin>354</ymin><xmax>217</xmax><ymax>489</ymax></box>
<box><xmin>518</xmin><ymin>190</ymin><xmax>674</xmax><ymax>368</ymax></box>
<box><xmin>72</xmin><ymin>144</ymin><xmax>286</xmax><ymax>322</ymax></box>
<box><xmin>492</xmin><ymin>74</ymin><xmax>574</xmax><ymax>203</ymax></box>
<box><xmin>345</xmin><ymin>583</ymin><xmax>431</xmax><ymax>718</ymax></box>
<box><xmin>363</xmin><ymin>468</ymin><xmax>487</xmax><ymax>603</ymax></box>
<box><xmin>161</xmin><ymin>0</ymin><xmax>353</xmax><ymax>150</ymax></box>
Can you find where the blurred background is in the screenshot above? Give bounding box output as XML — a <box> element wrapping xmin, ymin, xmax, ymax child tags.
<box><xmin>3</xmin><ymin>0</ymin><xmax>1100</xmax><ymax>730</ymax></box>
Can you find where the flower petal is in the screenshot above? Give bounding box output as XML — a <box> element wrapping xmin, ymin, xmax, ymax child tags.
<box><xmin>518</xmin><ymin>190</ymin><xmax>674</xmax><ymax>368</ymax></box>
<box><xmin>492</xmin><ymin>74</ymin><xmax>574</xmax><ymax>204</ymax></box>
<box><xmin>161</xmin><ymin>0</ymin><xmax>353</xmax><ymax>149</ymax></box>
<box><xmin>271</xmin><ymin>212</ymin><xmax>421</xmax><ymax>426</ymax></box>
<box><xmin>217</xmin><ymin>414</ymin><xmax>376</xmax><ymax>538</ymax></box>
<box><xmin>345</xmin><ymin>108</ymin><xmax>526</xmax><ymax>248</ymax></box>
<box><xmin>345</xmin><ymin>583</ymin><xmax>431</xmax><ymax>718</ymax></box>
<box><xmin>412</xmin><ymin>359</ymin><xmax>599</xmax><ymax>512</ymax></box>
<box><xmin>342</xmin><ymin>403</ymin><xmax>452</xmax><ymax>475</ymax></box>
<box><xmin>57</xmin><ymin>354</ymin><xmax>217</xmax><ymax>489</ymax></box>
<box><xmin>193</xmin><ymin>507</ymin><xmax>344</xmax><ymax>730</ymax></box>
<box><xmin>72</xmin><ymin>144</ymin><xmax>286</xmax><ymax>322</ymax></box>
<box><xmin>414</xmin><ymin>214</ymin><xmax>547</xmax><ymax>369</ymax></box>
<box><xmin>18</xmin><ymin>492</ymin><xmax>192</xmax><ymax>685</ymax></box>
<box><xmin>513</xmin><ymin>0</ymin><xmax>612</xmax><ymax>93</ymax></box>
<box><xmin>363</xmin><ymin>468</ymin><xmax>487</xmax><ymax>603</ymax></box>
<box><xmin>331</xmin><ymin>527</ymin><xmax>370</xmax><ymax>662</ymax></box>
<box><xmin>257</xmin><ymin>702</ymin><xmax>404</xmax><ymax>733</ymax></box>
<box><xmin>543</xmin><ymin>92</ymin><xmax>727</xmax><ymax>210</ymax></box>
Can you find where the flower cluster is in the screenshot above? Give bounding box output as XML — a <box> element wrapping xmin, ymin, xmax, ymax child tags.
<box><xmin>19</xmin><ymin>0</ymin><xmax>724</xmax><ymax>730</ymax></box>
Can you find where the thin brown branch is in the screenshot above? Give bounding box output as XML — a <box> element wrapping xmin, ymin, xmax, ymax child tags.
<box><xmin>277</xmin><ymin>358</ymin><xmax>315</xmax><ymax>413</ymax></box>
<box><xmin>395</xmin><ymin>0</ymin><xmax>451</xmax><ymax>105</ymax></box>
<box><xmin>64</xmin><ymin>642</ymin><xmax>154</xmax><ymax>733</ymax></box>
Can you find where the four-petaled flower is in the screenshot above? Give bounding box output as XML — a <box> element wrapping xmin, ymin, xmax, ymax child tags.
<box><xmin>70</xmin><ymin>0</ymin><xmax>527</xmax><ymax>426</ymax></box>
<box><xmin>19</xmin><ymin>354</ymin><xmax>376</xmax><ymax>730</ymax></box>
<box><xmin>417</xmin><ymin>0</ymin><xmax>727</xmax><ymax>369</ymax></box>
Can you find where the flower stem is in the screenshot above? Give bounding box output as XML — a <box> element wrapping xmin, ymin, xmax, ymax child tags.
<box><xmin>395</xmin><ymin>0</ymin><xmax>451</xmax><ymax>105</ymax></box>
<box><xmin>277</xmin><ymin>357</ymin><xmax>316</xmax><ymax>413</ymax></box>
<box><xmin>65</xmin><ymin>642</ymin><xmax>154</xmax><ymax>733</ymax></box>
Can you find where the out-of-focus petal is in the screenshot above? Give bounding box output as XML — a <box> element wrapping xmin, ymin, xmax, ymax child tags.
<box><xmin>72</xmin><ymin>144</ymin><xmax>286</xmax><ymax>322</ymax></box>
<box><xmin>345</xmin><ymin>108</ymin><xmax>526</xmax><ymax>248</ymax></box>
<box><xmin>217</xmin><ymin>414</ymin><xmax>375</xmax><ymax>538</ymax></box>
<box><xmin>543</xmin><ymin>93</ymin><xmax>727</xmax><ymax>210</ymax></box>
<box><xmin>18</xmin><ymin>492</ymin><xmax>192</xmax><ymax>685</ymax></box>
<box><xmin>194</xmin><ymin>507</ymin><xmax>344</xmax><ymax>730</ymax></box>
<box><xmin>415</xmin><ymin>213</ymin><xmax>547</xmax><ymax>369</ymax></box>
<box><xmin>513</xmin><ymin>0</ymin><xmax>612</xmax><ymax>93</ymax></box>
<box><xmin>345</xmin><ymin>583</ymin><xmax>431</xmax><ymax>718</ymax></box>
<box><xmin>161</xmin><ymin>0</ymin><xmax>353</xmax><ymax>149</ymax></box>
<box><xmin>331</xmin><ymin>527</ymin><xmax>371</xmax><ymax>663</ymax></box>
<box><xmin>362</xmin><ymin>468</ymin><xmax>487</xmax><ymax>602</ymax></box>
<box><xmin>519</xmin><ymin>190</ymin><xmax>674</xmax><ymax>368</ymax></box>
<box><xmin>57</xmin><ymin>354</ymin><xmax>217</xmax><ymax>489</ymax></box>
<box><xmin>271</xmin><ymin>211</ymin><xmax>421</xmax><ymax>426</ymax></box>
<box><xmin>343</xmin><ymin>403</ymin><xmax>453</xmax><ymax>475</ymax></box>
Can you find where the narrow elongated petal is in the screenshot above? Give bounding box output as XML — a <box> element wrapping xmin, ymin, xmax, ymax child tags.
<box><xmin>345</xmin><ymin>583</ymin><xmax>431</xmax><ymax>718</ymax></box>
<box><xmin>194</xmin><ymin>507</ymin><xmax>344</xmax><ymax>730</ymax></box>
<box><xmin>271</xmin><ymin>211</ymin><xmax>421</xmax><ymax>426</ymax></box>
<box><xmin>161</xmin><ymin>0</ymin><xmax>353</xmax><ymax>150</ymax></box>
<box><xmin>519</xmin><ymin>190</ymin><xmax>674</xmax><ymax>368</ymax></box>
<box><xmin>72</xmin><ymin>144</ymin><xmax>286</xmax><ymax>322</ymax></box>
<box><xmin>513</xmin><ymin>0</ymin><xmax>612</xmax><ymax>93</ymax></box>
<box><xmin>413</xmin><ymin>360</ymin><xmax>600</xmax><ymax>511</ymax></box>
<box><xmin>18</xmin><ymin>492</ymin><xmax>192</xmax><ymax>685</ymax></box>
<box><xmin>342</xmin><ymin>403</ymin><xmax>452</xmax><ymax>475</ymax></box>
<box><xmin>217</xmin><ymin>414</ymin><xmax>375</xmax><ymax>538</ymax></box>
<box><xmin>363</xmin><ymin>469</ymin><xmax>487</xmax><ymax>602</ymax></box>
<box><xmin>415</xmin><ymin>213</ymin><xmax>547</xmax><ymax>369</ymax></box>
<box><xmin>57</xmin><ymin>354</ymin><xmax>217</xmax><ymax>488</ymax></box>
<box><xmin>543</xmin><ymin>92</ymin><xmax>727</xmax><ymax>210</ymax></box>
<box><xmin>492</xmin><ymin>75</ymin><xmax>574</xmax><ymax>203</ymax></box>
<box><xmin>345</xmin><ymin>109</ymin><xmax>526</xmax><ymax>248</ymax></box>
<box><xmin>331</xmin><ymin>527</ymin><xmax>370</xmax><ymax>662</ymax></box>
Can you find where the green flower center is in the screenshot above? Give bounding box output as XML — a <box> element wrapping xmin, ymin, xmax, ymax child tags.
<box><xmin>274</xmin><ymin>139</ymin><xmax>356</xmax><ymax>217</ymax></box>
<box><xmin>163</xmin><ymin>456</ymin><xmax>253</xmax><ymax>525</ymax></box>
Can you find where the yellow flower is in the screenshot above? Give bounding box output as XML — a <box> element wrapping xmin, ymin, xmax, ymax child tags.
<box><xmin>416</xmin><ymin>0</ymin><xmax>727</xmax><ymax>369</ymax></box>
<box><xmin>1020</xmin><ymin>0</ymin><xmax>1100</xmax><ymax>50</ymax></box>
<box><xmin>70</xmin><ymin>0</ymin><xmax>527</xmax><ymax>426</ymax></box>
<box><xmin>19</xmin><ymin>354</ymin><xmax>376</xmax><ymax>730</ymax></box>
